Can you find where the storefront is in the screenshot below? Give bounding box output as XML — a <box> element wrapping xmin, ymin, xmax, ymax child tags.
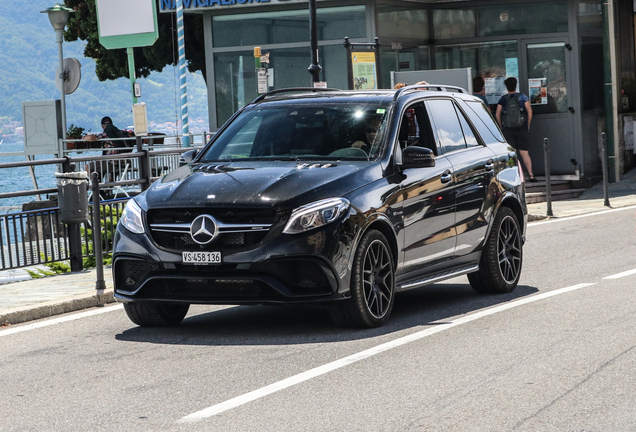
<box><xmin>162</xmin><ymin>0</ymin><xmax>625</xmax><ymax>178</ymax></box>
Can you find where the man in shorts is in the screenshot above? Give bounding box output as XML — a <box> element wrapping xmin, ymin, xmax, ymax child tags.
<box><xmin>495</xmin><ymin>77</ymin><xmax>537</xmax><ymax>182</ymax></box>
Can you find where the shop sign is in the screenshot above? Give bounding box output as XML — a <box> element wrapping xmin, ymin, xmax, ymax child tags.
<box><xmin>160</xmin><ymin>0</ymin><xmax>308</xmax><ymax>11</ymax></box>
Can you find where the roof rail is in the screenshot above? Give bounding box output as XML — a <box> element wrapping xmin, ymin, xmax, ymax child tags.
<box><xmin>393</xmin><ymin>84</ymin><xmax>468</xmax><ymax>101</ymax></box>
<box><xmin>250</xmin><ymin>87</ymin><xmax>342</xmax><ymax>104</ymax></box>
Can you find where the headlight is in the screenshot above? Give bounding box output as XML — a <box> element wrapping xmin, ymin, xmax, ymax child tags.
<box><xmin>283</xmin><ymin>198</ymin><xmax>350</xmax><ymax>234</ymax></box>
<box><xmin>120</xmin><ymin>199</ymin><xmax>145</xmax><ymax>234</ymax></box>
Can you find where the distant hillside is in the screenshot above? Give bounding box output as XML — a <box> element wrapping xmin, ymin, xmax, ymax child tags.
<box><xmin>0</xmin><ymin>0</ymin><xmax>209</xmax><ymax>133</ymax></box>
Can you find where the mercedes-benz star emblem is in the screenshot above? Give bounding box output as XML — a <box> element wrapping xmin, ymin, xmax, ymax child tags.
<box><xmin>190</xmin><ymin>215</ymin><xmax>218</xmax><ymax>245</ymax></box>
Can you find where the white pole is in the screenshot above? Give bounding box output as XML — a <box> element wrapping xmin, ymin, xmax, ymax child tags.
<box><xmin>176</xmin><ymin>0</ymin><xmax>190</xmax><ymax>147</ymax></box>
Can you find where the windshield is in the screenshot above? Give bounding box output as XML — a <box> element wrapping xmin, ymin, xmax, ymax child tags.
<box><xmin>200</xmin><ymin>103</ymin><xmax>390</xmax><ymax>162</ymax></box>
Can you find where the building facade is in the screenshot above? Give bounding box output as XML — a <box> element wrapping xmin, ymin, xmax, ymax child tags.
<box><xmin>163</xmin><ymin>0</ymin><xmax>635</xmax><ymax>179</ymax></box>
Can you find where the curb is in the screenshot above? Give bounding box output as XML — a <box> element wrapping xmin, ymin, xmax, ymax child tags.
<box><xmin>0</xmin><ymin>290</ymin><xmax>116</xmax><ymax>327</ymax></box>
<box><xmin>528</xmin><ymin>213</ymin><xmax>549</xmax><ymax>222</ymax></box>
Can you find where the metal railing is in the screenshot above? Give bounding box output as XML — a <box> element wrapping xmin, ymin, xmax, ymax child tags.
<box><xmin>0</xmin><ymin>140</ymin><xmax>205</xmax><ymax>271</ymax></box>
<box><xmin>0</xmin><ymin>198</ymin><xmax>129</xmax><ymax>271</ymax></box>
<box><xmin>0</xmin><ymin>207</ymin><xmax>68</xmax><ymax>270</ymax></box>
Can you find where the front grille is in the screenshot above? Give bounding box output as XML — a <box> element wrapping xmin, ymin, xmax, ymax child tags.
<box><xmin>139</xmin><ymin>278</ymin><xmax>279</xmax><ymax>300</ymax></box>
<box><xmin>148</xmin><ymin>208</ymin><xmax>276</xmax><ymax>225</ymax></box>
<box><xmin>147</xmin><ymin>207</ymin><xmax>277</xmax><ymax>251</ymax></box>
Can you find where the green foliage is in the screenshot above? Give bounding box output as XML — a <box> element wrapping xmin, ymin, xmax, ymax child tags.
<box><xmin>45</xmin><ymin>261</ymin><xmax>72</xmax><ymax>274</ymax></box>
<box><xmin>26</xmin><ymin>268</ymin><xmax>58</xmax><ymax>278</ymax></box>
<box><xmin>80</xmin><ymin>205</ymin><xmax>122</xmax><ymax>268</ymax></box>
<box><xmin>63</xmin><ymin>0</ymin><xmax>206</xmax><ymax>82</ymax></box>
<box><xmin>67</xmin><ymin>124</ymin><xmax>85</xmax><ymax>139</ymax></box>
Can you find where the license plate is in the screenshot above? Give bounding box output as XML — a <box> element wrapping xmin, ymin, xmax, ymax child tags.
<box><xmin>182</xmin><ymin>251</ymin><xmax>221</xmax><ymax>265</ymax></box>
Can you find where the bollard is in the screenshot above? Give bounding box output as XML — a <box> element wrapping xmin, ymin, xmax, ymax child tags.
<box><xmin>543</xmin><ymin>138</ymin><xmax>553</xmax><ymax>217</ymax></box>
<box><xmin>91</xmin><ymin>172</ymin><xmax>106</xmax><ymax>293</ymax></box>
<box><xmin>136</xmin><ymin>135</ymin><xmax>150</xmax><ymax>191</ymax></box>
<box><xmin>601</xmin><ymin>132</ymin><xmax>611</xmax><ymax>207</ymax></box>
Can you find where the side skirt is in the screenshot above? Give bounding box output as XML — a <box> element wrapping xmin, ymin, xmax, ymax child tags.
<box><xmin>396</xmin><ymin>264</ymin><xmax>479</xmax><ymax>292</ymax></box>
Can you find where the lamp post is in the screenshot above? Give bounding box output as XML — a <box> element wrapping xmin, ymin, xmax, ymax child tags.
<box><xmin>41</xmin><ymin>4</ymin><xmax>74</xmax><ymax>142</ymax></box>
<box><xmin>307</xmin><ymin>0</ymin><xmax>322</xmax><ymax>85</ymax></box>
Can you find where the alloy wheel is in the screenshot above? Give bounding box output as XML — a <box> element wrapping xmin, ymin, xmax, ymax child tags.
<box><xmin>497</xmin><ymin>215</ymin><xmax>522</xmax><ymax>284</ymax></box>
<box><xmin>363</xmin><ymin>239</ymin><xmax>394</xmax><ymax>319</ymax></box>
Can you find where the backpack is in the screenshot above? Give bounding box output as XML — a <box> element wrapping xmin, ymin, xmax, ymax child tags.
<box><xmin>113</xmin><ymin>129</ymin><xmax>135</xmax><ymax>153</ymax></box>
<box><xmin>503</xmin><ymin>94</ymin><xmax>525</xmax><ymax>129</ymax></box>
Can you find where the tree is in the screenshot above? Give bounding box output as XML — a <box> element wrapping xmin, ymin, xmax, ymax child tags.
<box><xmin>63</xmin><ymin>0</ymin><xmax>206</xmax><ymax>82</ymax></box>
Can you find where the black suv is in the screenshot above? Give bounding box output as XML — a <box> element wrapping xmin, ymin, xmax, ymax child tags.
<box><xmin>113</xmin><ymin>85</ymin><xmax>527</xmax><ymax>328</ymax></box>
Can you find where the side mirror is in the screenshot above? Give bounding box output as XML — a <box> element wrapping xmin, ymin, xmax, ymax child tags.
<box><xmin>401</xmin><ymin>146</ymin><xmax>435</xmax><ymax>169</ymax></box>
<box><xmin>179</xmin><ymin>149</ymin><xmax>199</xmax><ymax>167</ymax></box>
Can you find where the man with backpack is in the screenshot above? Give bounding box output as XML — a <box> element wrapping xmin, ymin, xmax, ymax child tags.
<box><xmin>83</xmin><ymin>116</ymin><xmax>135</xmax><ymax>183</ymax></box>
<box><xmin>495</xmin><ymin>77</ymin><xmax>537</xmax><ymax>182</ymax></box>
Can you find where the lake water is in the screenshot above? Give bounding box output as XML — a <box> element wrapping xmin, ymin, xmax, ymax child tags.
<box><xmin>0</xmin><ymin>142</ymin><xmax>57</xmax><ymax>212</ymax></box>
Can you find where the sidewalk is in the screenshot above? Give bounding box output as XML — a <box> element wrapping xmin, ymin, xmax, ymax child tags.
<box><xmin>0</xmin><ymin>266</ymin><xmax>114</xmax><ymax>326</ymax></box>
<box><xmin>2</xmin><ymin>170</ymin><xmax>636</xmax><ymax>327</ymax></box>
<box><xmin>527</xmin><ymin>168</ymin><xmax>636</xmax><ymax>219</ymax></box>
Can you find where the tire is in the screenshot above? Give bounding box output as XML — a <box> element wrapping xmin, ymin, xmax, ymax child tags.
<box><xmin>123</xmin><ymin>302</ymin><xmax>190</xmax><ymax>327</ymax></box>
<box><xmin>468</xmin><ymin>206</ymin><xmax>522</xmax><ymax>294</ymax></box>
<box><xmin>330</xmin><ymin>230</ymin><xmax>395</xmax><ymax>328</ymax></box>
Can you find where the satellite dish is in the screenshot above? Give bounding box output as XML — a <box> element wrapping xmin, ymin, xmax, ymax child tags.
<box><xmin>55</xmin><ymin>58</ymin><xmax>82</xmax><ymax>95</ymax></box>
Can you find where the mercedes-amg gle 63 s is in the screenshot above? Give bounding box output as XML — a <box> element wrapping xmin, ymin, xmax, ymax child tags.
<box><xmin>113</xmin><ymin>85</ymin><xmax>527</xmax><ymax>328</ymax></box>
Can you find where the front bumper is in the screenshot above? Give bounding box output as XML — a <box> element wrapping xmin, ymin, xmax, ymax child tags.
<box><xmin>113</xmin><ymin>256</ymin><xmax>341</xmax><ymax>305</ymax></box>
<box><xmin>112</xmin><ymin>213</ymin><xmax>355</xmax><ymax>305</ymax></box>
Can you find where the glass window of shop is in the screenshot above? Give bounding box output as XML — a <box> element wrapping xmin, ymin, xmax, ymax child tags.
<box><xmin>380</xmin><ymin>47</ymin><xmax>429</xmax><ymax>88</ymax></box>
<box><xmin>377</xmin><ymin>3</ymin><xmax>430</xmax><ymax>88</ymax></box>
<box><xmin>578</xmin><ymin>0</ymin><xmax>603</xmax><ymax>32</ymax></box>
<box><xmin>214</xmin><ymin>45</ymin><xmax>348</xmax><ymax>125</ymax></box>
<box><xmin>436</xmin><ymin>41</ymin><xmax>517</xmax><ymax>103</ymax></box>
<box><xmin>377</xmin><ymin>4</ymin><xmax>428</xmax><ymax>44</ymax></box>
<box><xmin>433</xmin><ymin>2</ymin><xmax>568</xmax><ymax>39</ymax></box>
<box><xmin>212</xmin><ymin>6</ymin><xmax>366</xmax><ymax>48</ymax></box>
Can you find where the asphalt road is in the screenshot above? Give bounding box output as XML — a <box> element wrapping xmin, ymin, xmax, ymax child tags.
<box><xmin>2</xmin><ymin>208</ymin><xmax>636</xmax><ymax>431</ymax></box>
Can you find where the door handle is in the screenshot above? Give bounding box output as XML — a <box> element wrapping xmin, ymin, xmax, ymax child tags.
<box><xmin>441</xmin><ymin>170</ymin><xmax>452</xmax><ymax>184</ymax></box>
<box><xmin>569</xmin><ymin>107</ymin><xmax>575</xmax><ymax>113</ymax></box>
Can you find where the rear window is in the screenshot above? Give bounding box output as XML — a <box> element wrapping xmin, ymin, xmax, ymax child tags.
<box><xmin>464</xmin><ymin>100</ymin><xmax>505</xmax><ymax>143</ymax></box>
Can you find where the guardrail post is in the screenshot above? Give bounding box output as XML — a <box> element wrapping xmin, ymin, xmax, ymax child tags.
<box><xmin>91</xmin><ymin>172</ymin><xmax>106</xmax><ymax>293</ymax></box>
<box><xmin>137</xmin><ymin>136</ymin><xmax>150</xmax><ymax>191</ymax></box>
<box><xmin>601</xmin><ymin>132</ymin><xmax>611</xmax><ymax>207</ymax></box>
<box><xmin>543</xmin><ymin>138</ymin><xmax>553</xmax><ymax>217</ymax></box>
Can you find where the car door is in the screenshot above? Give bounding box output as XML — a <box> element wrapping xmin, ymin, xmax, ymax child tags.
<box><xmin>398</xmin><ymin>102</ymin><xmax>457</xmax><ymax>275</ymax></box>
<box><xmin>425</xmin><ymin>98</ymin><xmax>497</xmax><ymax>259</ymax></box>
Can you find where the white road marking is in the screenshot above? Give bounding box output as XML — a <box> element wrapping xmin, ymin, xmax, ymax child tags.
<box><xmin>0</xmin><ymin>304</ymin><xmax>123</xmax><ymax>337</ymax></box>
<box><xmin>179</xmin><ymin>282</ymin><xmax>596</xmax><ymax>423</ymax></box>
<box><xmin>528</xmin><ymin>204</ymin><xmax>636</xmax><ymax>226</ymax></box>
<box><xmin>603</xmin><ymin>268</ymin><xmax>636</xmax><ymax>279</ymax></box>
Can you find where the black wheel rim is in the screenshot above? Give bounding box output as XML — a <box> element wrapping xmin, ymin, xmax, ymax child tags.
<box><xmin>497</xmin><ymin>215</ymin><xmax>522</xmax><ymax>284</ymax></box>
<box><xmin>362</xmin><ymin>240</ymin><xmax>393</xmax><ymax>319</ymax></box>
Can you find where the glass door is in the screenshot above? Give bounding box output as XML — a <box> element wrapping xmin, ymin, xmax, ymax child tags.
<box><xmin>521</xmin><ymin>40</ymin><xmax>575</xmax><ymax>175</ymax></box>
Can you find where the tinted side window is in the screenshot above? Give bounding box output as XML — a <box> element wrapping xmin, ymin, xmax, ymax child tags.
<box><xmin>426</xmin><ymin>99</ymin><xmax>466</xmax><ymax>154</ymax></box>
<box><xmin>464</xmin><ymin>100</ymin><xmax>505</xmax><ymax>143</ymax></box>
<box><xmin>398</xmin><ymin>103</ymin><xmax>440</xmax><ymax>156</ymax></box>
<box><xmin>456</xmin><ymin>106</ymin><xmax>480</xmax><ymax>147</ymax></box>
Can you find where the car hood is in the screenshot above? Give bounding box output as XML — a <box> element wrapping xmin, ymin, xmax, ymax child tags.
<box><xmin>142</xmin><ymin>161</ymin><xmax>380</xmax><ymax>210</ymax></box>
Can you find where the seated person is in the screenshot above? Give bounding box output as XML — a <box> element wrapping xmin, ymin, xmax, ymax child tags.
<box><xmin>83</xmin><ymin>117</ymin><xmax>128</xmax><ymax>182</ymax></box>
